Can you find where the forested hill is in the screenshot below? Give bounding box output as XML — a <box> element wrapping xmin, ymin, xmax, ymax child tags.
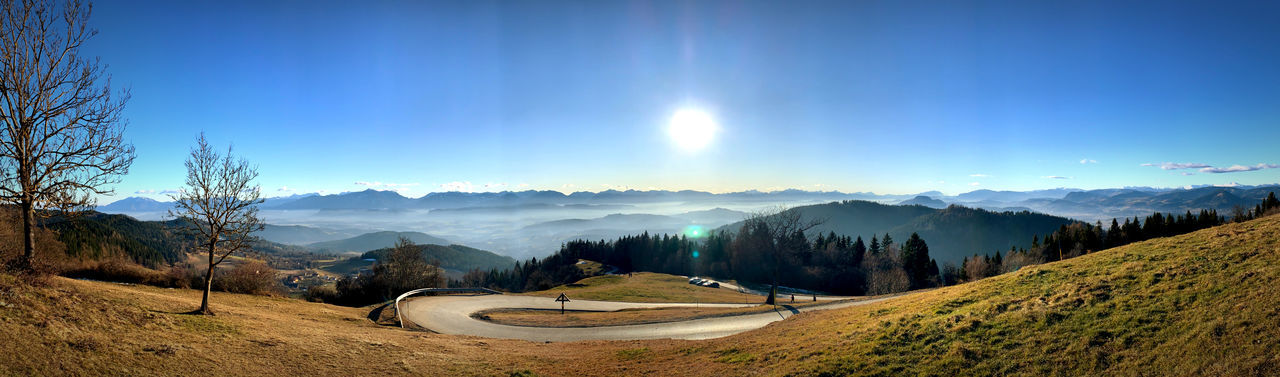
<box><xmin>718</xmin><ymin>201</ymin><xmax>1076</xmax><ymax>264</ymax></box>
<box><xmin>305</xmin><ymin>231</ymin><xmax>452</xmax><ymax>254</ymax></box>
<box><xmin>45</xmin><ymin>213</ymin><xmax>188</xmax><ymax>267</ymax></box>
<box><xmin>361</xmin><ymin>244</ymin><xmax>515</xmax><ymax>275</ymax></box>
<box><xmin>888</xmin><ymin>206</ymin><xmax>1076</xmax><ymax>263</ymax></box>
<box><xmin>44</xmin><ymin>212</ymin><xmax>312</xmax><ymax>268</ymax></box>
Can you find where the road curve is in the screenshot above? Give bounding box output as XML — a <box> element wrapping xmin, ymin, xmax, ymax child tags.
<box><xmin>400</xmin><ymin>294</ymin><xmax>897</xmax><ymax>342</ymax></box>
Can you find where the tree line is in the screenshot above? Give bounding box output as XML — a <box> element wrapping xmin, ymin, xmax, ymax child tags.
<box><xmin>455</xmin><ymin>208</ymin><xmax>943</xmax><ymax>296</ymax></box>
<box><xmin>942</xmin><ymin>198</ymin><xmax>1280</xmax><ymax>284</ymax></box>
<box><xmin>456</xmin><ymin>194</ymin><xmax>1279</xmax><ymax>299</ymax></box>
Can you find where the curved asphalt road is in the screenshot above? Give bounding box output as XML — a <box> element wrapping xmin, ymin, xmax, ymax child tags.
<box><xmin>400</xmin><ymin>293</ymin><xmax>898</xmax><ymax>342</ymax></box>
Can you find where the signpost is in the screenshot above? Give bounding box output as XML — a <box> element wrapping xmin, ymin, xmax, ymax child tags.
<box><xmin>555</xmin><ymin>293</ymin><xmax>570</xmax><ymax>314</ymax></box>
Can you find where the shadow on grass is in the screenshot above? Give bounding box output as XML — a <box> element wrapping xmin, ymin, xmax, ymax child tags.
<box><xmin>768</xmin><ymin>304</ymin><xmax>801</xmax><ymax>318</ymax></box>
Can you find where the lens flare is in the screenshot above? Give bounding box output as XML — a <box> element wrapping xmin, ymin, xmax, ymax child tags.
<box><xmin>683</xmin><ymin>225</ymin><xmax>706</xmax><ymax>239</ymax></box>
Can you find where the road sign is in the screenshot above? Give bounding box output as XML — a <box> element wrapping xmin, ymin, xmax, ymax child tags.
<box><xmin>555</xmin><ymin>293</ymin><xmax>570</xmax><ymax>314</ymax></box>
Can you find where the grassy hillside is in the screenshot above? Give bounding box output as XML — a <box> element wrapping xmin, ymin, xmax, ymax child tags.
<box><xmin>652</xmin><ymin>213</ymin><xmax>1280</xmax><ymax>376</ymax></box>
<box><xmin>305</xmin><ymin>231</ymin><xmax>452</xmax><ymax>254</ymax></box>
<box><xmin>521</xmin><ymin>272</ymin><xmax>761</xmax><ymax>304</ymax></box>
<box><xmin>2</xmin><ymin>215</ymin><xmax>1278</xmax><ymax>376</ymax></box>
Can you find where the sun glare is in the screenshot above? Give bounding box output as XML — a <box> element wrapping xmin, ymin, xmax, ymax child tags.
<box><xmin>668</xmin><ymin>108</ymin><xmax>717</xmax><ymax>151</ymax></box>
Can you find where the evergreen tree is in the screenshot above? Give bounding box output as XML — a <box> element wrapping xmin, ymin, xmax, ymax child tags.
<box><xmin>851</xmin><ymin>236</ymin><xmax>867</xmax><ymax>266</ymax></box>
<box><xmin>899</xmin><ymin>233</ymin><xmax>933</xmax><ymax>289</ymax></box>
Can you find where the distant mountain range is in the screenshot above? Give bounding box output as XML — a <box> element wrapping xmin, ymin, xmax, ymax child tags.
<box><xmin>96</xmin><ymin>197</ymin><xmax>173</xmax><ymax>213</ymax></box>
<box><xmin>96</xmin><ymin>193</ymin><xmax>321</xmax><ymax>214</ymax></box>
<box><xmin>262</xmin><ymin>188</ymin><xmax>873</xmax><ymax>211</ymax></box>
<box><xmin>100</xmin><ymin>185</ymin><xmax>1280</xmax><ymax>220</ymax></box>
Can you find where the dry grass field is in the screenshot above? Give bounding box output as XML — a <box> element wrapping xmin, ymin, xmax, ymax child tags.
<box><xmin>2</xmin><ymin>215</ymin><xmax>1278</xmax><ymax>376</ymax></box>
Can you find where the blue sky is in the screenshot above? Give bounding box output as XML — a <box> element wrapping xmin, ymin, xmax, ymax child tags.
<box><xmin>82</xmin><ymin>0</ymin><xmax>1280</xmax><ymax>201</ymax></box>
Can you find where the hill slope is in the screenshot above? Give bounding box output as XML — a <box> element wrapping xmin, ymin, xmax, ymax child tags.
<box><xmin>888</xmin><ymin>205</ymin><xmax>1076</xmax><ymax>262</ymax></box>
<box><xmin>718</xmin><ymin>201</ymin><xmax>1075</xmax><ymax>264</ymax></box>
<box><xmin>360</xmin><ymin>244</ymin><xmax>516</xmax><ymax>274</ymax></box>
<box><xmin>305</xmin><ymin>231</ymin><xmax>451</xmax><ymax>254</ymax></box>
<box><xmin>672</xmin><ymin>214</ymin><xmax>1280</xmax><ymax>376</ymax></box>
<box><xmin>252</xmin><ymin>224</ymin><xmax>359</xmax><ymax>245</ymax></box>
<box><xmin>44</xmin><ymin>213</ymin><xmax>316</xmax><ymax>270</ymax></box>
<box><xmin>2</xmin><ymin>215</ymin><xmax>1278</xmax><ymax>376</ymax></box>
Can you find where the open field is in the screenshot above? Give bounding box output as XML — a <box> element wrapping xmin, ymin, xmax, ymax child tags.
<box><xmin>2</xmin><ymin>215</ymin><xmax>1279</xmax><ymax>376</ymax></box>
<box><xmin>520</xmin><ymin>272</ymin><xmax>764</xmax><ymax>304</ymax></box>
<box><xmin>475</xmin><ymin>300</ymin><xmax>838</xmax><ymax>328</ymax></box>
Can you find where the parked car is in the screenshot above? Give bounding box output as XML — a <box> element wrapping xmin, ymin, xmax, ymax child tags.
<box><xmin>706</xmin><ymin>282</ymin><xmax>720</xmax><ymax>288</ymax></box>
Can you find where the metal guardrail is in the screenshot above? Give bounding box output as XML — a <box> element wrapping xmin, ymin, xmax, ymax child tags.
<box><xmin>393</xmin><ymin>287</ymin><xmax>503</xmax><ymax>328</ymax></box>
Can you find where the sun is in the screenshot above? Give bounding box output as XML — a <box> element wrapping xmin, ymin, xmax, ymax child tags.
<box><xmin>668</xmin><ymin>108</ymin><xmax>717</xmax><ymax>151</ymax></box>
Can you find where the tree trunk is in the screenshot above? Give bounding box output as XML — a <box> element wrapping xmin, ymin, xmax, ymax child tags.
<box><xmin>200</xmin><ymin>243</ymin><xmax>215</xmax><ymax>315</ymax></box>
<box><xmin>18</xmin><ymin>199</ymin><xmax>35</xmax><ymax>270</ymax></box>
<box><xmin>765</xmin><ymin>281</ymin><xmax>777</xmax><ymax>305</ymax></box>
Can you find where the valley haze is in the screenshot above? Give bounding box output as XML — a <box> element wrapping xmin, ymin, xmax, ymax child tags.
<box><xmin>99</xmin><ymin>184</ymin><xmax>1280</xmax><ymax>260</ymax></box>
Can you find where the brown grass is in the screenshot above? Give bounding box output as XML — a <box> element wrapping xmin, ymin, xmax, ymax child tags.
<box><xmin>2</xmin><ymin>215</ymin><xmax>1279</xmax><ymax>376</ymax></box>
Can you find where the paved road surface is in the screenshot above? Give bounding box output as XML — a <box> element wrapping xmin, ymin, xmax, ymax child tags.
<box><xmin>400</xmin><ymin>294</ymin><xmax>897</xmax><ymax>342</ymax></box>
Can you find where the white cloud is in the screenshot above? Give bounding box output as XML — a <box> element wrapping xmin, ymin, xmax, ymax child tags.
<box><xmin>969</xmin><ymin>174</ymin><xmax>990</xmax><ymax>178</ymax></box>
<box><xmin>384</xmin><ymin>182</ymin><xmax>420</xmax><ymax>188</ymax></box>
<box><xmin>1142</xmin><ymin>162</ymin><xmax>1211</xmax><ymax>170</ymax></box>
<box><xmin>277</xmin><ymin>186</ymin><xmax>294</xmax><ymax>192</ymax></box>
<box><xmin>160</xmin><ymin>189</ymin><xmax>179</xmax><ymax>194</ymax></box>
<box><xmin>1200</xmin><ymin>163</ymin><xmax>1280</xmax><ymax>174</ymax></box>
<box><xmin>1080</xmin><ymin>159</ymin><xmax>1098</xmax><ymax>164</ymax></box>
<box><xmin>438</xmin><ymin>181</ymin><xmax>474</xmax><ymax>192</ymax></box>
<box><xmin>483</xmin><ymin>182</ymin><xmax>508</xmax><ymax>190</ymax></box>
<box><xmin>134</xmin><ymin>189</ymin><xmax>156</xmax><ymax>194</ymax></box>
<box><xmin>1043</xmin><ymin>176</ymin><xmax>1071</xmax><ymax>179</ymax></box>
<box><xmin>969</xmin><ymin>182</ymin><xmax>981</xmax><ymax>187</ymax></box>
<box><xmin>355</xmin><ymin>181</ymin><xmax>420</xmax><ymax>190</ymax></box>
<box><xmin>1180</xmin><ymin>172</ymin><xmax>1196</xmax><ymax>176</ymax></box>
<box><xmin>517</xmin><ymin>183</ymin><xmax>530</xmax><ymax>188</ymax></box>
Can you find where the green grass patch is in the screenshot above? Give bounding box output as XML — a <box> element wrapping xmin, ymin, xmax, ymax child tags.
<box><xmin>616</xmin><ymin>347</ymin><xmax>651</xmax><ymax>360</ymax></box>
<box><xmin>523</xmin><ymin>272</ymin><xmax>761</xmax><ymax>304</ymax></box>
<box><xmin>715</xmin><ymin>348</ymin><xmax>756</xmax><ymax>364</ymax></box>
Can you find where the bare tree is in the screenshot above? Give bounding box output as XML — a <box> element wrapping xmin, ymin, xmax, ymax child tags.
<box><xmin>0</xmin><ymin>0</ymin><xmax>134</xmax><ymax>271</ymax></box>
<box><xmin>169</xmin><ymin>134</ymin><xmax>262</xmax><ymax>315</ymax></box>
<box><xmin>740</xmin><ymin>206</ymin><xmax>824</xmax><ymax>304</ymax></box>
<box><xmin>376</xmin><ymin>236</ymin><xmax>444</xmax><ymax>298</ymax></box>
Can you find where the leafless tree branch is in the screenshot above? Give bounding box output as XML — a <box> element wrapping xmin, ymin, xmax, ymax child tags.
<box><xmin>168</xmin><ymin>133</ymin><xmax>263</xmax><ymax>314</ymax></box>
<box><xmin>0</xmin><ymin>0</ymin><xmax>133</xmax><ymax>270</ymax></box>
